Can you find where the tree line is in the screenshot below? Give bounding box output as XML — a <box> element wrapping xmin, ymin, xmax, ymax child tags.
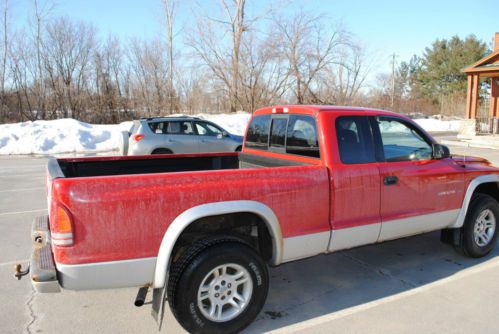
<box><xmin>0</xmin><ymin>0</ymin><xmax>491</xmax><ymax>123</ymax></box>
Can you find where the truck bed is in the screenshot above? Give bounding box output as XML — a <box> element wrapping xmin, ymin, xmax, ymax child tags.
<box><xmin>56</xmin><ymin>153</ymin><xmax>240</xmax><ymax>178</ymax></box>
<box><xmin>50</xmin><ymin>152</ymin><xmax>314</xmax><ymax>178</ymax></box>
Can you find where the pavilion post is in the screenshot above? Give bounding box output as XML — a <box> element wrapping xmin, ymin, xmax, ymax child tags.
<box><xmin>490</xmin><ymin>77</ymin><xmax>499</xmax><ymax>118</ymax></box>
<box><xmin>470</xmin><ymin>74</ymin><xmax>479</xmax><ymax>119</ymax></box>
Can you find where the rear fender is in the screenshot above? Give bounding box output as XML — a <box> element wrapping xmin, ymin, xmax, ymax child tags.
<box><xmin>153</xmin><ymin>200</ymin><xmax>283</xmax><ymax>289</ymax></box>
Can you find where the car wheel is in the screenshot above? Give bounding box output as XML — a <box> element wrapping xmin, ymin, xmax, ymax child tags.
<box><xmin>167</xmin><ymin>236</ymin><xmax>269</xmax><ymax>334</ymax></box>
<box><xmin>151</xmin><ymin>148</ymin><xmax>172</xmax><ymax>154</ymax></box>
<box><xmin>235</xmin><ymin>146</ymin><xmax>242</xmax><ymax>152</ymax></box>
<box><xmin>455</xmin><ymin>193</ymin><xmax>499</xmax><ymax>258</ymax></box>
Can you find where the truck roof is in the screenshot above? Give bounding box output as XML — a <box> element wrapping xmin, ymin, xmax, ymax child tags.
<box><xmin>253</xmin><ymin>105</ymin><xmax>402</xmax><ymax>117</ymax></box>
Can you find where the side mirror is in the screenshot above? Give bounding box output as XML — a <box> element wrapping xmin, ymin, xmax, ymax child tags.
<box><xmin>433</xmin><ymin>143</ymin><xmax>450</xmax><ymax>159</ymax></box>
<box><xmin>217</xmin><ymin>133</ymin><xmax>224</xmax><ymax>139</ymax></box>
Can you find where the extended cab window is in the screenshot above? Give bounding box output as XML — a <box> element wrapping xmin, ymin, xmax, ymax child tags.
<box><xmin>286</xmin><ymin>115</ymin><xmax>320</xmax><ymax>158</ymax></box>
<box><xmin>377</xmin><ymin>117</ymin><xmax>432</xmax><ymax>162</ymax></box>
<box><xmin>336</xmin><ymin>116</ymin><xmax>376</xmax><ymax>164</ymax></box>
<box><xmin>246</xmin><ymin>115</ymin><xmax>271</xmax><ymax>150</ymax></box>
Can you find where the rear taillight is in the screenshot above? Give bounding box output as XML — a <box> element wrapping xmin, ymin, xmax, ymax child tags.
<box><xmin>133</xmin><ymin>134</ymin><xmax>144</xmax><ymax>142</ymax></box>
<box><xmin>51</xmin><ymin>204</ymin><xmax>74</xmax><ymax>246</ymax></box>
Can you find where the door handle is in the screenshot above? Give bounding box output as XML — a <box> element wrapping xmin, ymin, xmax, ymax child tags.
<box><xmin>383</xmin><ymin>176</ymin><xmax>398</xmax><ymax>186</ymax></box>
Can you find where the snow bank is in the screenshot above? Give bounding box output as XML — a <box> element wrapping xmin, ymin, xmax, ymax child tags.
<box><xmin>0</xmin><ymin>113</ymin><xmax>462</xmax><ymax>155</ymax></box>
<box><xmin>0</xmin><ymin>119</ymin><xmax>132</xmax><ymax>155</ymax></box>
<box><xmin>414</xmin><ymin>118</ymin><xmax>462</xmax><ymax>133</ymax></box>
<box><xmin>194</xmin><ymin>112</ymin><xmax>251</xmax><ymax>136</ymax></box>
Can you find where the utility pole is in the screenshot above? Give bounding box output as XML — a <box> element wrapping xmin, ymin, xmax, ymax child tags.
<box><xmin>390</xmin><ymin>53</ymin><xmax>397</xmax><ymax>108</ymax></box>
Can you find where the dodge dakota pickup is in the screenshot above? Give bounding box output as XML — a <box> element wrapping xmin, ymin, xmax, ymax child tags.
<box><xmin>18</xmin><ymin>105</ymin><xmax>499</xmax><ymax>334</ymax></box>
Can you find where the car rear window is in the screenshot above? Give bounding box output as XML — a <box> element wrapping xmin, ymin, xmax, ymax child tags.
<box><xmin>246</xmin><ymin>115</ymin><xmax>271</xmax><ymax>150</ymax></box>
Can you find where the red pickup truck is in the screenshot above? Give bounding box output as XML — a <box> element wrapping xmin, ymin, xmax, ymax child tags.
<box><xmin>19</xmin><ymin>105</ymin><xmax>499</xmax><ymax>334</ymax></box>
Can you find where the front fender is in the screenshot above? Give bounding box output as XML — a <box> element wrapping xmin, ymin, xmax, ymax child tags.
<box><xmin>152</xmin><ymin>200</ymin><xmax>283</xmax><ymax>289</ymax></box>
<box><xmin>449</xmin><ymin>174</ymin><xmax>499</xmax><ymax>228</ymax></box>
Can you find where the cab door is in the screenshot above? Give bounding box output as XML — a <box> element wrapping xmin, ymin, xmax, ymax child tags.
<box><xmin>374</xmin><ymin>116</ymin><xmax>464</xmax><ymax>241</ymax></box>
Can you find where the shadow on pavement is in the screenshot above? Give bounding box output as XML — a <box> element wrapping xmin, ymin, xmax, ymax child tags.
<box><xmin>245</xmin><ymin>231</ymin><xmax>498</xmax><ymax>333</ymax></box>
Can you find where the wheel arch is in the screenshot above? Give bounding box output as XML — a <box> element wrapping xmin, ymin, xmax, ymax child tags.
<box><xmin>151</xmin><ymin>147</ymin><xmax>173</xmax><ymax>154</ymax></box>
<box><xmin>153</xmin><ymin>200</ymin><xmax>283</xmax><ymax>288</ymax></box>
<box><xmin>450</xmin><ymin>174</ymin><xmax>499</xmax><ymax>229</ymax></box>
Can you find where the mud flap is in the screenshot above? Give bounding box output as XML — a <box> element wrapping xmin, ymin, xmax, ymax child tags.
<box><xmin>151</xmin><ymin>286</ymin><xmax>168</xmax><ymax>330</ymax></box>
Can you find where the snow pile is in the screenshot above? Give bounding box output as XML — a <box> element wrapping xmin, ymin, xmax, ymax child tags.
<box><xmin>0</xmin><ymin>113</ymin><xmax>462</xmax><ymax>155</ymax></box>
<box><xmin>0</xmin><ymin>119</ymin><xmax>132</xmax><ymax>155</ymax></box>
<box><xmin>195</xmin><ymin>112</ymin><xmax>251</xmax><ymax>136</ymax></box>
<box><xmin>414</xmin><ymin>118</ymin><xmax>462</xmax><ymax>133</ymax></box>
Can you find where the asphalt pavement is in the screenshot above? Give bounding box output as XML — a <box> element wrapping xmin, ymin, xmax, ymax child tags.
<box><xmin>1</xmin><ymin>142</ymin><xmax>499</xmax><ymax>334</ymax></box>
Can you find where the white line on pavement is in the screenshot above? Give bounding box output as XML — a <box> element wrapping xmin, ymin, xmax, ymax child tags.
<box><xmin>271</xmin><ymin>257</ymin><xmax>499</xmax><ymax>333</ymax></box>
<box><xmin>0</xmin><ymin>209</ymin><xmax>47</xmax><ymax>217</ymax></box>
<box><xmin>0</xmin><ymin>260</ymin><xmax>28</xmax><ymax>267</ymax></box>
<box><xmin>0</xmin><ymin>187</ymin><xmax>44</xmax><ymax>193</ymax></box>
<box><xmin>0</xmin><ymin>173</ymin><xmax>45</xmax><ymax>177</ymax></box>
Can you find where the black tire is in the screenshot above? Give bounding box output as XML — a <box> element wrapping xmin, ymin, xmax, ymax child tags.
<box><xmin>151</xmin><ymin>148</ymin><xmax>172</xmax><ymax>154</ymax></box>
<box><xmin>455</xmin><ymin>193</ymin><xmax>499</xmax><ymax>258</ymax></box>
<box><xmin>235</xmin><ymin>146</ymin><xmax>242</xmax><ymax>152</ymax></box>
<box><xmin>167</xmin><ymin>237</ymin><xmax>268</xmax><ymax>334</ymax></box>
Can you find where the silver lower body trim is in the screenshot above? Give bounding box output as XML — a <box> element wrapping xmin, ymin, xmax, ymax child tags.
<box><xmin>56</xmin><ymin>257</ymin><xmax>156</xmax><ymax>290</ymax></box>
<box><xmin>281</xmin><ymin>231</ymin><xmax>330</xmax><ymax>262</ymax></box>
<box><xmin>378</xmin><ymin>209</ymin><xmax>460</xmax><ymax>242</ymax></box>
<box><xmin>329</xmin><ymin>223</ymin><xmax>381</xmax><ymax>252</ymax></box>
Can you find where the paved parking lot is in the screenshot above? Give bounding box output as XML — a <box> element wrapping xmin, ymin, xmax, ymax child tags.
<box><xmin>1</xmin><ymin>143</ymin><xmax>499</xmax><ymax>334</ymax></box>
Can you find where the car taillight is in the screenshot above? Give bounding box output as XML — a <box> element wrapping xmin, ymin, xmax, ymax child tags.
<box><xmin>133</xmin><ymin>134</ymin><xmax>144</xmax><ymax>142</ymax></box>
<box><xmin>51</xmin><ymin>204</ymin><xmax>74</xmax><ymax>246</ymax></box>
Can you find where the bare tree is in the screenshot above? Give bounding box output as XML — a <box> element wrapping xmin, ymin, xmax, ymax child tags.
<box><xmin>273</xmin><ymin>11</ymin><xmax>347</xmax><ymax>104</ymax></box>
<box><xmin>189</xmin><ymin>0</ymin><xmax>251</xmax><ymax>112</ymax></box>
<box><xmin>43</xmin><ymin>17</ymin><xmax>96</xmax><ymax>119</ymax></box>
<box><xmin>128</xmin><ymin>38</ymin><xmax>168</xmax><ymax>116</ymax></box>
<box><xmin>318</xmin><ymin>43</ymin><xmax>372</xmax><ymax>105</ymax></box>
<box><xmin>31</xmin><ymin>0</ymin><xmax>55</xmax><ymax>119</ymax></box>
<box><xmin>162</xmin><ymin>0</ymin><xmax>178</xmax><ymax>114</ymax></box>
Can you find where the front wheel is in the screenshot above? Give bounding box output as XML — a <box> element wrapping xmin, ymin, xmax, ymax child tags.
<box><xmin>456</xmin><ymin>194</ymin><xmax>499</xmax><ymax>258</ymax></box>
<box><xmin>167</xmin><ymin>237</ymin><xmax>269</xmax><ymax>334</ymax></box>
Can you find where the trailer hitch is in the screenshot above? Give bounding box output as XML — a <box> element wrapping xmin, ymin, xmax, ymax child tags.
<box><xmin>14</xmin><ymin>263</ymin><xmax>30</xmax><ymax>280</ymax></box>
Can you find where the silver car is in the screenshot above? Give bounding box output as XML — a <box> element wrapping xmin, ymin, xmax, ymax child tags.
<box><xmin>121</xmin><ymin>116</ymin><xmax>243</xmax><ymax>155</ymax></box>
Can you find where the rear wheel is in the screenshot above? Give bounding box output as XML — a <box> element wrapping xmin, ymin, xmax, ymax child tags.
<box><xmin>151</xmin><ymin>148</ymin><xmax>172</xmax><ymax>154</ymax></box>
<box><xmin>167</xmin><ymin>237</ymin><xmax>268</xmax><ymax>334</ymax></box>
<box><xmin>455</xmin><ymin>194</ymin><xmax>499</xmax><ymax>258</ymax></box>
<box><xmin>235</xmin><ymin>146</ymin><xmax>242</xmax><ymax>152</ymax></box>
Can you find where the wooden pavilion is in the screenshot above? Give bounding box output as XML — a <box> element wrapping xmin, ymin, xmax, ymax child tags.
<box><xmin>463</xmin><ymin>32</ymin><xmax>499</xmax><ymax>120</ymax></box>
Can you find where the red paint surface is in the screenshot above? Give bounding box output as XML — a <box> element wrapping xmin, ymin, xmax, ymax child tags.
<box><xmin>48</xmin><ymin>105</ymin><xmax>499</xmax><ymax>265</ymax></box>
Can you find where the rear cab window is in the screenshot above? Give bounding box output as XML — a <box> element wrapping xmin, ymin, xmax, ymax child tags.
<box><xmin>246</xmin><ymin>115</ymin><xmax>271</xmax><ymax>150</ymax></box>
<box><xmin>245</xmin><ymin>113</ymin><xmax>320</xmax><ymax>158</ymax></box>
